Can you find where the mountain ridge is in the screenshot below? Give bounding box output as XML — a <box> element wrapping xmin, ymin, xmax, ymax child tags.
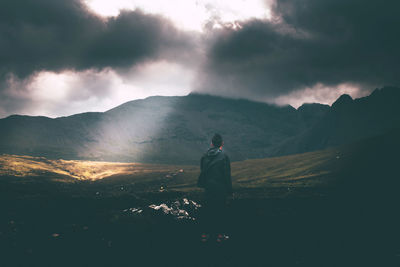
<box><xmin>0</xmin><ymin>86</ymin><xmax>399</xmax><ymax>164</ymax></box>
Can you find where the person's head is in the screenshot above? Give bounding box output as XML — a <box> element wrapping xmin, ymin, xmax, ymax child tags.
<box><xmin>211</xmin><ymin>133</ymin><xmax>223</xmax><ymax>148</ymax></box>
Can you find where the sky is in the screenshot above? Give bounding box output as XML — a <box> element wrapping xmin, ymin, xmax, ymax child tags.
<box><xmin>0</xmin><ymin>0</ymin><xmax>399</xmax><ymax>118</ymax></box>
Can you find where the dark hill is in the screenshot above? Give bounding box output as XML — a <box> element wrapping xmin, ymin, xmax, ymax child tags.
<box><xmin>0</xmin><ymin>87</ymin><xmax>399</xmax><ymax>164</ymax></box>
<box><xmin>275</xmin><ymin>86</ymin><xmax>400</xmax><ymax>155</ymax></box>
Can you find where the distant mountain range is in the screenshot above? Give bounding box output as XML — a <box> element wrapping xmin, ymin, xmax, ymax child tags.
<box><xmin>0</xmin><ymin>86</ymin><xmax>399</xmax><ymax>164</ymax></box>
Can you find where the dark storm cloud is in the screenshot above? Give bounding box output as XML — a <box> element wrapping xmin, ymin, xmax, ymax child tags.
<box><xmin>196</xmin><ymin>0</ymin><xmax>400</xmax><ymax>99</ymax></box>
<box><xmin>0</xmin><ymin>0</ymin><xmax>192</xmax><ymax>81</ymax></box>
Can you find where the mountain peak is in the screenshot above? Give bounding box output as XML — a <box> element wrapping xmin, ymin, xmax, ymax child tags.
<box><xmin>297</xmin><ymin>103</ymin><xmax>330</xmax><ymax>111</ymax></box>
<box><xmin>370</xmin><ymin>86</ymin><xmax>400</xmax><ymax>98</ymax></box>
<box><xmin>331</xmin><ymin>94</ymin><xmax>353</xmax><ymax>109</ymax></box>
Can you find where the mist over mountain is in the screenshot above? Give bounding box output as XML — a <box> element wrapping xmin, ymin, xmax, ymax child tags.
<box><xmin>0</xmin><ymin>86</ymin><xmax>399</xmax><ymax>164</ymax></box>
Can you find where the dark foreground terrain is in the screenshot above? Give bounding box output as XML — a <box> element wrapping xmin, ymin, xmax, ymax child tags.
<box><xmin>1</xmin><ymin>129</ymin><xmax>399</xmax><ymax>266</ymax></box>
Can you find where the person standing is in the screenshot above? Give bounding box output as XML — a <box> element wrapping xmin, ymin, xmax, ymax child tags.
<box><xmin>197</xmin><ymin>133</ymin><xmax>232</xmax><ymax>242</ymax></box>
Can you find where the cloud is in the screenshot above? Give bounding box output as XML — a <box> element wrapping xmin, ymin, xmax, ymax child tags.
<box><xmin>83</xmin><ymin>0</ymin><xmax>271</xmax><ymax>32</ymax></box>
<box><xmin>1</xmin><ymin>0</ymin><xmax>400</xmax><ymax>118</ymax></box>
<box><xmin>0</xmin><ymin>0</ymin><xmax>198</xmax><ymax>118</ymax></box>
<box><xmin>195</xmin><ymin>0</ymin><xmax>400</xmax><ymax>101</ymax></box>
<box><xmin>0</xmin><ymin>0</ymin><xmax>193</xmax><ymax>81</ymax></box>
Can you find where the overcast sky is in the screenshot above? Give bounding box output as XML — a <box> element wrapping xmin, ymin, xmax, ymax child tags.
<box><xmin>0</xmin><ymin>0</ymin><xmax>399</xmax><ymax>118</ymax></box>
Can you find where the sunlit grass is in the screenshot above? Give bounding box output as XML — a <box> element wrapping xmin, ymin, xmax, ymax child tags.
<box><xmin>0</xmin><ymin>154</ymin><xmax>191</xmax><ymax>181</ymax></box>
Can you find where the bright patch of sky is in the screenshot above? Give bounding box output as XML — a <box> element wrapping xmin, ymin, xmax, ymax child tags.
<box><xmin>273</xmin><ymin>83</ymin><xmax>372</xmax><ymax>108</ymax></box>
<box><xmin>83</xmin><ymin>0</ymin><xmax>271</xmax><ymax>32</ymax></box>
<box><xmin>3</xmin><ymin>61</ymin><xmax>193</xmax><ymax>118</ymax></box>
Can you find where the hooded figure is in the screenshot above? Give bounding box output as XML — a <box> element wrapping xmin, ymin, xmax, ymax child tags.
<box><xmin>198</xmin><ymin>145</ymin><xmax>232</xmax><ymax>197</ymax></box>
<box><xmin>197</xmin><ymin>133</ymin><xmax>232</xmax><ymax>242</ymax></box>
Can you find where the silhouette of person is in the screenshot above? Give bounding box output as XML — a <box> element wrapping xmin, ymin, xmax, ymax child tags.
<box><xmin>197</xmin><ymin>133</ymin><xmax>232</xmax><ymax>242</ymax></box>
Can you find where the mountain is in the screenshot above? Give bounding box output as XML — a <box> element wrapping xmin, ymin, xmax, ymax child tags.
<box><xmin>275</xmin><ymin>86</ymin><xmax>400</xmax><ymax>155</ymax></box>
<box><xmin>0</xmin><ymin>87</ymin><xmax>399</xmax><ymax>164</ymax></box>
